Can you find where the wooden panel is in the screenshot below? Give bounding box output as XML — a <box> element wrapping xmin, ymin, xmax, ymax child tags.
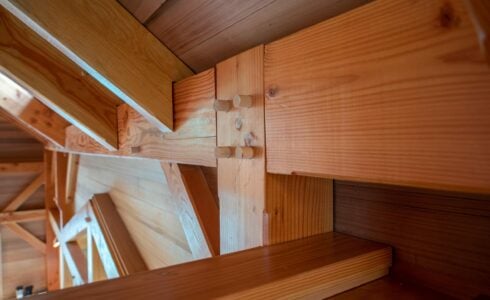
<box><xmin>147</xmin><ymin>0</ymin><xmax>369</xmax><ymax>71</ymax></box>
<box><xmin>217</xmin><ymin>46</ymin><xmax>265</xmax><ymax>254</ymax></box>
<box><xmin>467</xmin><ymin>0</ymin><xmax>490</xmax><ymax>64</ymax></box>
<box><xmin>64</xmin><ymin>69</ymin><xmax>217</xmax><ymax>167</ymax></box>
<box><xmin>162</xmin><ymin>163</ymin><xmax>219</xmax><ymax>258</ymax></box>
<box><xmin>335</xmin><ymin>181</ymin><xmax>490</xmax><ymax>298</ymax></box>
<box><xmin>6</xmin><ymin>0</ymin><xmax>193</xmax><ymax>132</ymax></box>
<box><xmin>0</xmin><ymin>162</ymin><xmax>43</xmax><ymax>173</ymax></box>
<box><xmin>4</xmin><ymin>223</ymin><xmax>46</xmax><ymax>254</ymax></box>
<box><xmin>118</xmin><ymin>0</ymin><xmax>166</xmax><ymax>23</ymax></box>
<box><xmin>75</xmin><ymin>155</ymin><xmax>193</xmax><ymax>268</ymax></box>
<box><xmin>0</xmin><ymin>113</ymin><xmax>44</xmax><ymax>162</ymax></box>
<box><xmin>264</xmin><ymin>174</ymin><xmax>333</xmax><ymax>245</ymax></box>
<box><xmin>265</xmin><ymin>0</ymin><xmax>490</xmax><ymax>193</ymax></box>
<box><xmin>0</xmin><ymin>6</ymin><xmax>120</xmax><ymax>150</ymax></box>
<box><xmin>44</xmin><ymin>150</ymin><xmax>59</xmax><ymax>291</ymax></box>
<box><xmin>91</xmin><ymin>194</ymin><xmax>147</xmax><ymax>276</ymax></box>
<box><xmin>33</xmin><ymin>233</ymin><xmax>392</xmax><ymax>300</ymax></box>
<box><xmin>2</xmin><ymin>171</ymin><xmax>44</xmax><ymax>211</ymax></box>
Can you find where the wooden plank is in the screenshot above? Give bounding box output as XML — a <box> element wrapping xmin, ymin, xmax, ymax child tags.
<box><xmin>0</xmin><ymin>209</ymin><xmax>45</xmax><ymax>223</ymax></box>
<box><xmin>65</xmin><ymin>153</ymin><xmax>79</xmax><ymax>221</ymax></box>
<box><xmin>66</xmin><ymin>241</ymin><xmax>88</xmax><ymax>284</ymax></box>
<box><xmin>264</xmin><ymin>174</ymin><xmax>333</xmax><ymax>245</ymax></box>
<box><xmin>0</xmin><ymin>162</ymin><xmax>43</xmax><ymax>173</ymax></box>
<box><xmin>335</xmin><ymin>181</ymin><xmax>490</xmax><ymax>298</ymax></box>
<box><xmin>147</xmin><ymin>0</ymin><xmax>369</xmax><ymax>72</ymax></box>
<box><xmin>64</xmin><ymin>69</ymin><xmax>216</xmax><ymax>167</ymax></box>
<box><xmin>118</xmin><ymin>0</ymin><xmax>166</xmax><ymax>23</ymax></box>
<box><xmin>91</xmin><ymin>194</ymin><xmax>147</xmax><ymax>276</ymax></box>
<box><xmin>5</xmin><ymin>0</ymin><xmax>193</xmax><ymax>132</ymax></box>
<box><xmin>0</xmin><ymin>108</ymin><xmax>52</xmax><ymax>149</ymax></box>
<box><xmin>0</xmin><ymin>6</ymin><xmax>120</xmax><ymax>150</ymax></box>
<box><xmin>162</xmin><ymin>163</ymin><xmax>218</xmax><ymax>258</ymax></box>
<box><xmin>466</xmin><ymin>0</ymin><xmax>490</xmax><ymax>64</ymax></box>
<box><xmin>217</xmin><ymin>46</ymin><xmax>265</xmax><ymax>254</ymax></box>
<box><xmin>264</xmin><ymin>0</ymin><xmax>490</xmax><ymax>193</ymax></box>
<box><xmin>3</xmin><ymin>171</ymin><xmax>44</xmax><ymax>211</ymax></box>
<box><xmin>55</xmin><ymin>152</ymin><xmax>71</xmax><ymax>225</ymax></box>
<box><xmin>4</xmin><ymin>223</ymin><xmax>46</xmax><ymax>254</ymax></box>
<box><xmin>0</xmin><ymin>73</ymin><xmax>68</xmax><ymax>147</ymax></box>
<box><xmin>33</xmin><ymin>233</ymin><xmax>392</xmax><ymax>300</ymax></box>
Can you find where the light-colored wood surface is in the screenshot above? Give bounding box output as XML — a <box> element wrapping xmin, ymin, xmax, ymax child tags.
<box><xmin>64</xmin><ymin>69</ymin><xmax>217</xmax><ymax>167</ymax></box>
<box><xmin>91</xmin><ymin>194</ymin><xmax>147</xmax><ymax>276</ymax></box>
<box><xmin>6</xmin><ymin>0</ymin><xmax>193</xmax><ymax>132</ymax></box>
<box><xmin>0</xmin><ymin>6</ymin><xmax>120</xmax><ymax>150</ymax></box>
<box><xmin>264</xmin><ymin>174</ymin><xmax>333</xmax><ymax>245</ymax></box>
<box><xmin>162</xmin><ymin>163</ymin><xmax>219</xmax><ymax>258</ymax></box>
<box><xmin>0</xmin><ymin>109</ymin><xmax>53</xmax><ymax>149</ymax></box>
<box><xmin>2</xmin><ymin>222</ymin><xmax>46</xmax><ymax>299</ymax></box>
<box><xmin>4</xmin><ymin>222</ymin><xmax>45</xmax><ymax>254</ymax></box>
<box><xmin>33</xmin><ymin>233</ymin><xmax>392</xmax><ymax>300</ymax></box>
<box><xmin>265</xmin><ymin>0</ymin><xmax>490</xmax><ymax>193</ymax></box>
<box><xmin>217</xmin><ymin>46</ymin><xmax>265</xmax><ymax>254</ymax></box>
<box><xmin>3</xmin><ymin>171</ymin><xmax>44</xmax><ymax>212</ymax></box>
<box><xmin>0</xmin><ymin>209</ymin><xmax>45</xmax><ymax>223</ymax></box>
<box><xmin>75</xmin><ymin>155</ymin><xmax>193</xmax><ymax>268</ymax></box>
<box><xmin>0</xmin><ymin>162</ymin><xmax>43</xmax><ymax>173</ymax></box>
<box><xmin>145</xmin><ymin>0</ymin><xmax>370</xmax><ymax>72</ymax></box>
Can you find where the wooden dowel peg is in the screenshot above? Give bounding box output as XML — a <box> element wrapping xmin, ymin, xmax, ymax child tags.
<box><xmin>215</xmin><ymin>146</ymin><xmax>234</xmax><ymax>158</ymax></box>
<box><xmin>233</xmin><ymin>95</ymin><xmax>253</xmax><ymax>108</ymax></box>
<box><xmin>235</xmin><ymin>146</ymin><xmax>255</xmax><ymax>159</ymax></box>
<box><xmin>214</xmin><ymin>99</ymin><xmax>232</xmax><ymax>112</ymax></box>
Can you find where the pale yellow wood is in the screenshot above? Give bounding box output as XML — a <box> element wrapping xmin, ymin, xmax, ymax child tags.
<box><xmin>3</xmin><ymin>171</ymin><xmax>44</xmax><ymax>211</ymax></box>
<box><xmin>5</xmin><ymin>0</ymin><xmax>193</xmax><ymax>131</ymax></box>
<box><xmin>0</xmin><ymin>209</ymin><xmax>45</xmax><ymax>224</ymax></box>
<box><xmin>4</xmin><ymin>223</ymin><xmax>46</xmax><ymax>254</ymax></box>
<box><xmin>217</xmin><ymin>46</ymin><xmax>265</xmax><ymax>254</ymax></box>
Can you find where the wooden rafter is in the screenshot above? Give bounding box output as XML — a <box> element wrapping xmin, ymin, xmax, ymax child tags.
<box><xmin>0</xmin><ymin>6</ymin><xmax>121</xmax><ymax>150</ymax></box>
<box><xmin>162</xmin><ymin>163</ymin><xmax>219</xmax><ymax>258</ymax></box>
<box><xmin>0</xmin><ymin>209</ymin><xmax>45</xmax><ymax>223</ymax></box>
<box><xmin>0</xmin><ymin>161</ymin><xmax>43</xmax><ymax>173</ymax></box>
<box><xmin>3</xmin><ymin>0</ymin><xmax>193</xmax><ymax>132</ymax></box>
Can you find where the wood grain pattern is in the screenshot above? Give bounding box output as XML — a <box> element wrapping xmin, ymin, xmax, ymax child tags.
<box><xmin>0</xmin><ymin>162</ymin><xmax>43</xmax><ymax>173</ymax></box>
<box><xmin>0</xmin><ymin>108</ymin><xmax>53</xmax><ymax>149</ymax></box>
<box><xmin>0</xmin><ymin>6</ymin><xmax>120</xmax><ymax>149</ymax></box>
<box><xmin>32</xmin><ymin>233</ymin><xmax>392</xmax><ymax>300</ymax></box>
<box><xmin>118</xmin><ymin>0</ymin><xmax>166</xmax><ymax>23</ymax></box>
<box><xmin>91</xmin><ymin>194</ymin><xmax>148</xmax><ymax>276</ymax></box>
<box><xmin>7</xmin><ymin>0</ymin><xmax>193</xmax><ymax>131</ymax></box>
<box><xmin>4</xmin><ymin>222</ymin><xmax>45</xmax><ymax>254</ymax></box>
<box><xmin>3</xmin><ymin>171</ymin><xmax>44</xmax><ymax>211</ymax></box>
<box><xmin>64</xmin><ymin>69</ymin><xmax>217</xmax><ymax>167</ymax></box>
<box><xmin>146</xmin><ymin>0</ymin><xmax>369</xmax><ymax>71</ymax></box>
<box><xmin>264</xmin><ymin>174</ymin><xmax>333</xmax><ymax>245</ymax></box>
<box><xmin>467</xmin><ymin>0</ymin><xmax>490</xmax><ymax>64</ymax></box>
<box><xmin>335</xmin><ymin>181</ymin><xmax>490</xmax><ymax>298</ymax></box>
<box><xmin>0</xmin><ymin>209</ymin><xmax>45</xmax><ymax>223</ymax></box>
<box><xmin>265</xmin><ymin>0</ymin><xmax>490</xmax><ymax>193</ymax></box>
<box><xmin>217</xmin><ymin>46</ymin><xmax>265</xmax><ymax>254</ymax></box>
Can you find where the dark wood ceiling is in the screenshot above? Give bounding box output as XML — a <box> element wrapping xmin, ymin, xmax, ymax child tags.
<box><xmin>118</xmin><ymin>0</ymin><xmax>370</xmax><ymax>72</ymax></box>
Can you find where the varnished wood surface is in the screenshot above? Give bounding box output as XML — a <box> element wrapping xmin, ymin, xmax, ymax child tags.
<box><xmin>0</xmin><ymin>114</ymin><xmax>44</xmax><ymax>162</ymax></box>
<box><xmin>335</xmin><ymin>181</ymin><xmax>490</xmax><ymax>298</ymax></box>
<box><xmin>130</xmin><ymin>0</ymin><xmax>370</xmax><ymax>71</ymax></box>
<box><xmin>217</xmin><ymin>46</ymin><xmax>265</xmax><ymax>254</ymax></box>
<box><xmin>32</xmin><ymin>233</ymin><xmax>391</xmax><ymax>300</ymax></box>
<box><xmin>0</xmin><ymin>162</ymin><xmax>43</xmax><ymax>173</ymax></box>
<box><xmin>7</xmin><ymin>0</ymin><xmax>193</xmax><ymax>131</ymax></box>
<box><xmin>265</xmin><ymin>174</ymin><xmax>333</xmax><ymax>245</ymax></box>
<box><xmin>0</xmin><ymin>6</ymin><xmax>120</xmax><ymax>149</ymax></box>
<box><xmin>265</xmin><ymin>0</ymin><xmax>490</xmax><ymax>193</ymax></box>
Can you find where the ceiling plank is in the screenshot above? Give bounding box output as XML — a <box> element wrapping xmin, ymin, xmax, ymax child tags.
<box><xmin>5</xmin><ymin>0</ymin><xmax>193</xmax><ymax>132</ymax></box>
<box><xmin>3</xmin><ymin>170</ymin><xmax>44</xmax><ymax>211</ymax></box>
<box><xmin>0</xmin><ymin>6</ymin><xmax>120</xmax><ymax>150</ymax></box>
<box><xmin>118</xmin><ymin>0</ymin><xmax>166</xmax><ymax>23</ymax></box>
<box><xmin>0</xmin><ymin>209</ymin><xmax>45</xmax><ymax>223</ymax></box>
<box><xmin>4</xmin><ymin>223</ymin><xmax>46</xmax><ymax>254</ymax></box>
<box><xmin>0</xmin><ymin>161</ymin><xmax>43</xmax><ymax>173</ymax></box>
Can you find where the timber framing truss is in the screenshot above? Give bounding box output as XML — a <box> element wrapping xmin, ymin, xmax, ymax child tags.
<box><xmin>0</xmin><ymin>0</ymin><xmax>489</xmax><ymax>298</ymax></box>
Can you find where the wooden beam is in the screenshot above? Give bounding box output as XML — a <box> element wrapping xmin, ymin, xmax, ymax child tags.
<box><xmin>162</xmin><ymin>163</ymin><xmax>219</xmax><ymax>258</ymax></box>
<box><xmin>4</xmin><ymin>0</ymin><xmax>193</xmax><ymax>132</ymax></box>
<box><xmin>0</xmin><ymin>161</ymin><xmax>43</xmax><ymax>173</ymax></box>
<box><xmin>33</xmin><ymin>233</ymin><xmax>392</xmax><ymax>299</ymax></box>
<box><xmin>0</xmin><ymin>73</ymin><xmax>68</xmax><ymax>147</ymax></box>
<box><xmin>0</xmin><ymin>209</ymin><xmax>45</xmax><ymax>223</ymax></box>
<box><xmin>90</xmin><ymin>194</ymin><xmax>147</xmax><ymax>276</ymax></box>
<box><xmin>3</xmin><ymin>171</ymin><xmax>44</xmax><ymax>211</ymax></box>
<box><xmin>66</xmin><ymin>241</ymin><xmax>88</xmax><ymax>284</ymax></box>
<box><xmin>217</xmin><ymin>46</ymin><xmax>265</xmax><ymax>254</ymax></box>
<box><xmin>4</xmin><ymin>223</ymin><xmax>45</xmax><ymax>254</ymax></box>
<box><xmin>264</xmin><ymin>0</ymin><xmax>490</xmax><ymax>193</ymax></box>
<box><xmin>466</xmin><ymin>0</ymin><xmax>490</xmax><ymax>64</ymax></box>
<box><xmin>63</xmin><ymin>69</ymin><xmax>217</xmax><ymax>167</ymax></box>
<box><xmin>0</xmin><ymin>6</ymin><xmax>121</xmax><ymax>150</ymax></box>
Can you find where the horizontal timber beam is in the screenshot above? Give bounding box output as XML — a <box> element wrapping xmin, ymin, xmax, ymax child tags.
<box><xmin>0</xmin><ymin>6</ymin><xmax>121</xmax><ymax>150</ymax></box>
<box><xmin>3</xmin><ymin>0</ymin><xmax>193</xmax><ymax>132</ymax></box>
<box><xmin>0</xmin><ymin>162</ymin><xmax>43</xmax><ymax>173</ymax></box>
<box><xmin>0</xmin><ymin>209</ymin><xmax>45</xmax><ymax>223</ymax></box>
<box><xmin>264</xmin><ymin>0</ymin><xmax>490</xmax><ymax>193</ymax></box>
<box><xmin>33</xmin><ymin>233</ymin><xmax>392</xmax><ymax>300</ymax></box>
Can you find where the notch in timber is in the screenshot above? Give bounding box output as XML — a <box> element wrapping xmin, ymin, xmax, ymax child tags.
<box><xmin>215</xmin><ymin>146</ymin><xmax>234</xmax><ymax>158</ymax></box>
<box><xmin>236</xmin><ymin>146</ymin><xmax>255</xmax><ymax>159</ymax></box>
<box><xmin>214</xmin><ymin>95</ymin><xmax>254</xmax><ymax>112</ymax></box>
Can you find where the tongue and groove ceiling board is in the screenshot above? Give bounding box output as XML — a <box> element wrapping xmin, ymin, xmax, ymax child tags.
<box><xmin>119</xmin><ymin>0</ymin><xmax>371</xmax><ymax>72</ymax></box>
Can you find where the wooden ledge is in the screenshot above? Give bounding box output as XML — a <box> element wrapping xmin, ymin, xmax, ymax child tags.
<box><xmin>34</xmin><ymin>233</ymin><xmax>391</xmax><ymax>299</ymax></box>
